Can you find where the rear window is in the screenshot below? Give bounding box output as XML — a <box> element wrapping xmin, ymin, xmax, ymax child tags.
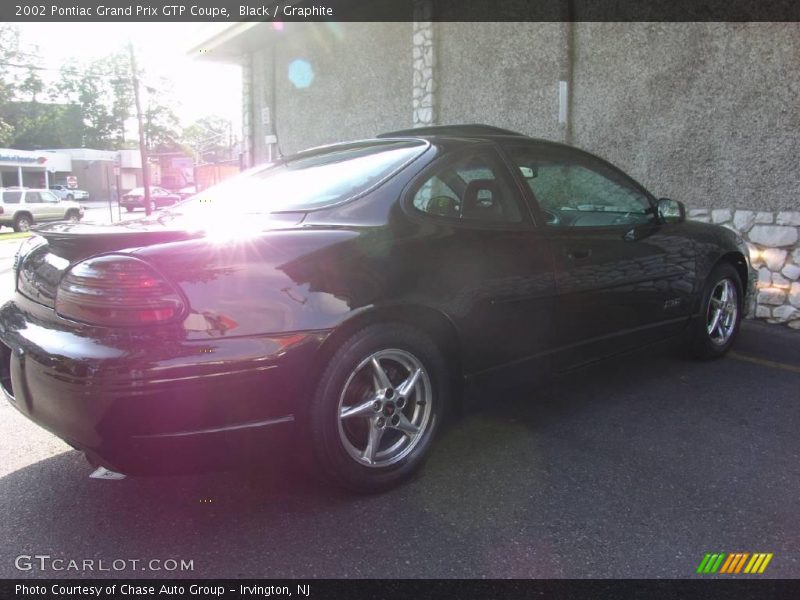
<box><xmin>183</xmin><ymin>140</ymin><xmax>427</xmax><ymax>213</ymax></box>
<box><xmin>2</xmin><ymin>191</ymin><xmax>21</xmax><ymax>204</ymax></box>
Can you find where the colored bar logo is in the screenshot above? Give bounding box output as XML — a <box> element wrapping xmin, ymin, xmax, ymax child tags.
<box><xmin>696</xmin><ymin>552</ymin><xmax>773</xmax><ymax>574</ymax></box>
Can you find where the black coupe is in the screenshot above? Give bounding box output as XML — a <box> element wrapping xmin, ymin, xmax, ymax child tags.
<box><xmin>0</xmin><ymin>125</ymin><xmax>756</xmax><ymax>492</ymax></box>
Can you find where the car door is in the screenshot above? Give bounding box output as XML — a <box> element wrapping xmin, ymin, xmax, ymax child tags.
<box><xmin>501</xmin><ymin>143</ymin><xmax>694</xmax><ymax>369</ymax></box>
<box><xmin>21</xmin><ymin>191</ymin><xmax>50</xmax><ymax>221</ymax></box>
<box><xmin>401</xmin><ymin>145</ymin><xmax>558</xmax><ymax>383</ymax></box>
<box><xmin>152</xmin><ymin>187</ymin><xmax>166</xmax><ymax>206</ymax></box>
<box><xmin>152</xmin><ymin>187</ymin><xmax>174</xmax><ymax>207</ymax></box>
<box><xmin>38</xmin><ymin>190</ymin><xmax>64</xmax><ymax>220</ymax></box>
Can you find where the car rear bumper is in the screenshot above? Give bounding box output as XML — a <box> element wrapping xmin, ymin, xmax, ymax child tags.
<box><xmin>0</xmin><ymin>299</ymin><xmax>326</xmax><ymax>474</ymax></box>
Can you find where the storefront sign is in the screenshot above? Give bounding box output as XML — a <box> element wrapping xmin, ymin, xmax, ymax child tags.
<box><xmin>0</xmin><ymin>152</ymin><xmax>47</xmax><ymax>165</ymax></box>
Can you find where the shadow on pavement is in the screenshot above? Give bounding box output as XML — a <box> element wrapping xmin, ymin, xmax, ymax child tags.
<box><xmin>0</xmin><ymin>322</ymin><xmax>798</xmax><ymax>578</ymax></box>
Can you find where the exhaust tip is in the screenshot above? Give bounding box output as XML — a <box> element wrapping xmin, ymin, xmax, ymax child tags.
<box><xmin>89</xmin><ymin>466</ymin><xmax>127</xmax><ymax>480</ymax></box>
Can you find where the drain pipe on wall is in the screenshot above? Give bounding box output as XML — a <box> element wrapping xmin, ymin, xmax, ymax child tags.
<box><xmin>560</xmin><ymin>4</ymin><xmax>575</xmax><ymax>145</ymax></box>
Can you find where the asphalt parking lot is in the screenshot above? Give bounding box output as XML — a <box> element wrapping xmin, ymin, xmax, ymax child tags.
<box><xmin>0</xmin><ymin>313</ymin><xmax>797</xmax><ymax>579</ymax></box>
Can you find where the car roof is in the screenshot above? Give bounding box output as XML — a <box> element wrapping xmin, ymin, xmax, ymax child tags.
<box><xmin>377</xmin><ymin>124</ymin><xmax>527</xmax><ymax>139</ymax></box>
<box><xmin>375</xmin><ymin>123</ymin><xmax>579</xmax><ymax>152</ymax></box>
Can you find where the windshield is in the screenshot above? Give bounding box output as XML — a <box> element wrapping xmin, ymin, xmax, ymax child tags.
<box><xmin>178</xmin><ymin>140</ymin><xmax>426</xmax><ymax>214</ymax></box>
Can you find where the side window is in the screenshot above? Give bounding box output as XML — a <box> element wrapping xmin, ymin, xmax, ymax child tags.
<box><xmin>41</xmin><ymin>191</ymin><xmax>59</xmax><ymax>203</ymax></box>
<box><xmin>412</xmin><ymin>150</ymin><xmax>523</xmax><ymax>223</ymax></box>
<box><xmin>25</xmin><ymin>192</ymin><xmax>42</xmax><ymax>204</ymax></box>
<box><xmin>2</xmin><ymin>192</ymin><xmax>21</xmax><ymax>204</ymax></box>
<box><xmin>506</xmin><ymin>147</ymin><xmax>654</xmax><ymax>228</ymax></box>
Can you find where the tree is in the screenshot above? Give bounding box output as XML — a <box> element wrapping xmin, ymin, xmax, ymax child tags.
<box><xmin>182</xmin><ymin>115</ymin><xmax>233</xmax><ymax>162</ymax></box>
<box><xmin>55</xmin><ymin>55</ymin><xmax>125</xmax><ymax>149</ymax></box>
<box><xmin>0</xmin><ymin>24</ymin><xmax>21</xmax><ymax>145</ymax></box>
<box><xmin>142</xmin><ymin>79</ymin><xmax>181</xmax><ymax>151</ymax></box>
<box><xmin>0</xmin><ymin>102</ymin><xmax>83</xmax><ymax>149</ymax></box>
<box><xmin>17</xmin><ymin>44</ymin><xmax>44</xmax><ymax>103</ymax></box>
<box><xmin>0</xmin><ymin>29</ymin><xmax>231</xmax><ymax>156</ymax></box>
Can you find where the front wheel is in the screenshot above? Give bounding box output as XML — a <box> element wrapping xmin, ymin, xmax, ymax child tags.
<box><xmin>310</xmin><ymin>323</ymin><xmax>449</xmax><ymax>493</ymax></box>
<box><xmin>66</xmin><ymin>210</ymin><xmax>80</xmax><ymax>223</ymax></box>
<box><xmin>688</xmin><ymin>263</ymin><xmax>743</xmax><ymax>359</ymax></box>
<box><xmin>125</xmin><ymin>206</ymin><xmax>134</xmax><ymax>213</ymax></box>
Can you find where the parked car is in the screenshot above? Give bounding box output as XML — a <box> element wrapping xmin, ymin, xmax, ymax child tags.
<box><xmin>49</xmin><ymin>184</ymin><xmax>89</xmax><ymax>201</ymax></box>
<box><xmin>0</xmin><ymin>125</ymin><xmax>756</xmax><ymax>492</ymax></box>
<box><xmin>177</xmin><ymin>185</ymin><xmax>197</xmax><ymax>199</ymax></box>
<box><xmin>120</xmin><ymin>186</ymin><xmax>180</xmax><ymax>211</ymax></box>
<box><xmin>0</xmin><ymin>187</ymin><xmax>83</xmax><ymax>232</ymax></box>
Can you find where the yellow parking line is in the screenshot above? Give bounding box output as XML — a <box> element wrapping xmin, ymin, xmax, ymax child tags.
<box><xmin>729</xmin><ymin>351</ymin><xmax>800</xmax><ymax>375</ymax></box>
<box><xmin>0</xmin><ymin>232</ymin><xmax>32</xmax><ymax>241</ymax></box>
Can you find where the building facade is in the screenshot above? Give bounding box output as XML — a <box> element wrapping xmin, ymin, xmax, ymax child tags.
<box><xmin>43</xmin><ymin>148</ymin><xmax>145</xmax><ymax>200</ymax></box>
<box><xmin>196</xmin><ymin>17</ymin><xmax>800</xmax><ymax>327</ymax></box>
<box><xmin>0</xmin><ymin>148</ymin><xmax>71</xmax><ymax>189</ymax></box>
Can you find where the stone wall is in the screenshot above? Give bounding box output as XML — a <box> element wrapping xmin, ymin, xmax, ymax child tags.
<box><xmin>688</xmin><ymin>208</ymin><xmax>800</xmax><ymax>328</ymax></box>
<box><xmin>412</xmin><ymin>2</ymin><xmax>435</xmax><ymax>127</ymax></box>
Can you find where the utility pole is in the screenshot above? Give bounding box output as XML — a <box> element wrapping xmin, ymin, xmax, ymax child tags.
<box><xmin>128</xmin><ymin>41</ymin><xmax>152</xmax><ymax>216</ymax></box>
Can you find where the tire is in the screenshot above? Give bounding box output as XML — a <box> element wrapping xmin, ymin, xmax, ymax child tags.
<box><xmin>687</xmin><ymin>262</ymin><xmax>743</xmax><ymax>359</ymax></box>
<box><xmin>66</xmin><ymin>194</ymin><xmax>74</xmax><ymax>201</ymax></box>
<box><xmin>13</xmin><ymin>214</ymin><xmax>32</xmax><ymax>233</ymax></box>
<box><xmin>125</xmin><ymin>206</ymin><xmax>134</xmax><ymax>213</ymax></box>
<box><xmin>66</xmin><ymin>210</ymin><xmax>80</xmax><ymax>223</ymax></box>
<box><xmin>310</xmin><ymin>323</ymin><xmax>449</xmax><ymax>493</ymax></box>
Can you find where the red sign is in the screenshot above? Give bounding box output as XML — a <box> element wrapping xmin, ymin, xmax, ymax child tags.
<box><xmin>66</xmin><ymin>175</ymin><xmax>78</xmax><ymax>189</ymax></box>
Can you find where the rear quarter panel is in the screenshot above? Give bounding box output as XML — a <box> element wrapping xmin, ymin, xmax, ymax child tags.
<box><xmin>131</xmin><ymin>228</ymin><xmax>386</xmax><ymax>340</ymax></box>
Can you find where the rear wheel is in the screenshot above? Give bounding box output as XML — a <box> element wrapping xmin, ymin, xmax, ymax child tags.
<box><xmin>13</xmin><ymin>214</ymin><xmax>32</xmax><ymax>233</ymax></box>
<box><xmin>310</xmin><ymin>323</ymin><xmax>449</xmax><ymax>493</ymax></box>
<box><xmin>688</xmin><ymin>263</ymin><xmax>743</xmax><ymax>359</ymax></box>
<box><xmin>66</xmin><ymin>194</ymin><xmax>74</xmax><ymax>201</ymax></box>
<box><xmin>125</xmin><ymin>206</ymin><xmax>134</xmax><ymax>213</ymax></box>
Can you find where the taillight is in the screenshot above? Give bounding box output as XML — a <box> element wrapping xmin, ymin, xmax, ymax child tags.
<box><xmin>56</xmin><ymin>255</ymin><xmax>185</xmax><ymax>326</ymax></box>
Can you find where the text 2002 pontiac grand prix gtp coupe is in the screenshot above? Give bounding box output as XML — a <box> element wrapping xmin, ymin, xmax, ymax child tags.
<box><xmin>0</xmin><ymin>125</ymin><xmax>756</xmax><ymax>492</ymax></box>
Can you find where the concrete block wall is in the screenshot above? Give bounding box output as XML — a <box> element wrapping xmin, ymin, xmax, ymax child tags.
<box><xmin>240</xmin><ymin>20</ymin><xmax>800</xmax><ymax>331</ymax></box>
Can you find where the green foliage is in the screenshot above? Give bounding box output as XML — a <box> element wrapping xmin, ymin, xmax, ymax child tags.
<box><xmin>142</xmin><ymin>79</ymin><xmax>181</xmax><ymax>152</ymax></box>
<box><xmin>0</xmin><ymin>24</ymin><xmax>21</xmax><ymax>144</ymax></box>
<box><xmin>0</xmin><ymin>102</ymin><xmax>83</xmax><ymax>148</ymax></box>
<box><xmin>54</xmin><ymin>52</ymin><xmax>133</xmax><ymax>149</ymax></box>
<box><xmin>181</xmin><ymin>115</ymin><xmax>232</xmax><ymax>162</ymax></box>
<box><xmin>0</xmin><ymin>26</ymin><xmax>231</xmax><ymax>157</ymax></box>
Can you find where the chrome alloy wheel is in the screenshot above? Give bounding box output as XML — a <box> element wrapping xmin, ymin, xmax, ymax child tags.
<box><xmin>706</xmin><ymin>278</ymin><xmax>738</xmax><ymax>345</ymax></box>
<box><xmin>337</xmin><ymin>349</ymin><xmax>433</xmax><ymax>468</ymax></box>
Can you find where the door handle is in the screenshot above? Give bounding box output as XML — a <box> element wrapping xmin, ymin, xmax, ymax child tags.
<box><xmin>566</xmin><ymin>248</ymin><xmax>592</xmax><ymax>261</ymax></box>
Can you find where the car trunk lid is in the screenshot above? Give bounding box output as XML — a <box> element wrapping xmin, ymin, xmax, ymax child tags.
<box><xmin>16</xmin><ymin>212</ymin><xmax>305</xmax><ymax>309</ymax></box>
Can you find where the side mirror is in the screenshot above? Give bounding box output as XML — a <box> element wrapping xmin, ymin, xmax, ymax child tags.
<box><xmin>657</xmin><ymin>198</ymin><xmax>685</xmax><ymax>223</ymax></box>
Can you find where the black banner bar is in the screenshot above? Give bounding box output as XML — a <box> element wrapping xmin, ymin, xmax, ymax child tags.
<box><xmin>3</xmin><ymin>0</ymin><xmax>800</xmax><ymax>22</ymax></box>
<box><xmin>2</xmin><ymin>579</ymin><xmax>800</xmax><ymax>600</ymax></box>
